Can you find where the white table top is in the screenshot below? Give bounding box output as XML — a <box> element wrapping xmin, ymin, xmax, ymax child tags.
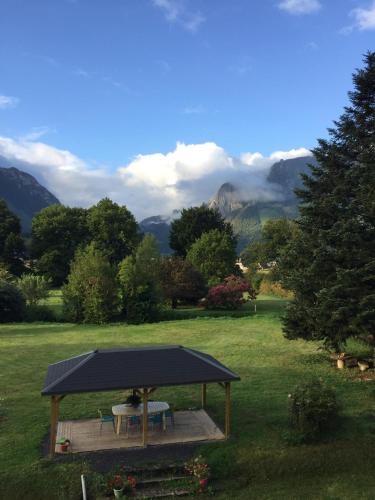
<box><xmin>112</xmin><ymin>401</ymin><xmax>169</xmax><ymax>416</ymax></box>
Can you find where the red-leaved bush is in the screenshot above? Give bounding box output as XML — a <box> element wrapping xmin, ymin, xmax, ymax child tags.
<box><xmin>205</xmin><ymin>275</ymin><xmax>257</xmax><ymax>310</ymax></box>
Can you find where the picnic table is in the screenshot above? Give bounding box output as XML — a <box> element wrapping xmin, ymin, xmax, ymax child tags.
<box><xmin>112</xmin><ymin>401</ymin><xmax>170</xmax><ymax>435</ymax></box>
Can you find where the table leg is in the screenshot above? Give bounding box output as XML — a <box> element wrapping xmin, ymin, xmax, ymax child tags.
<box><xmin>163</xmin><ymin>411</ymin><xmax>166</xmax><ymax>431</ymax></box>
<box><xmin>116</xmin><ymin>415</ymin><xmax>121</xmax><ymax>435</ymax></box>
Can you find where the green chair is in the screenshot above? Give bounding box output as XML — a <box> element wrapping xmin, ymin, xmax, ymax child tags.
<box><xmin>148</xmin><ymin>413</ymin><xmax>163</xmax><ymax>432</ymax></box>
<box><xmin>97</xmin><ymin>409</ymin><xmax>115</xmax><ymax>433</ymax></box>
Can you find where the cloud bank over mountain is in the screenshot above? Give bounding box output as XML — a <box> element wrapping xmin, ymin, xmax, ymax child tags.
<box><xmin>0</xmin><ymin>135</ymin><xmax>312</xmax><ymax>219</ymax></box>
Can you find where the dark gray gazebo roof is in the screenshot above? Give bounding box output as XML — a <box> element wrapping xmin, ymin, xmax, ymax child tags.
<box><xmin>41</xmin><ymin>345</ymin><xmax>240</xmax><ymax>396</ymax></box>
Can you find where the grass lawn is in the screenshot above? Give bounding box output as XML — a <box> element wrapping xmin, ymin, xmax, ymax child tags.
<box><xmin>1</xmin><ymin>296</ymin><xmax>375</xmax><ymax>498</ymax></box>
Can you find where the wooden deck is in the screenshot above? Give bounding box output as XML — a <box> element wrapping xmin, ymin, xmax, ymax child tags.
<box><xmin>55</xmin><ymin>410</ymin><xmax>224</xmax><ymax>453</ymax></box>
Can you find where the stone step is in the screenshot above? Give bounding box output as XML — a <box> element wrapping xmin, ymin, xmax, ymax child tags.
<box><xmin>136</xmin><ymin>475</ymin><xmax>189</xmax><ymax>488</ymax></box>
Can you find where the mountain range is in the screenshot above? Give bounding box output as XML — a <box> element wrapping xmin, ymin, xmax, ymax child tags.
<box><xmin>141</xmin><ymin>155</ymin><xmax>317</xmax><ymax>252</ymax></box>
<box><xmin>0</xmin><ymin>166</ymin><xmax>60</xmax><ymax>232</ymax></box>
<box><xmin>0</xmin><ymin>155</ymin><xmax>316</xmax><ymax>250</ymax></box>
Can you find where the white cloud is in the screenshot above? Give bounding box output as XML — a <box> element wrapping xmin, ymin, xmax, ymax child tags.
<box><xmin>182</xmin><ymin>105</ymin><xmax>205</xmax><ymax>115</ymax></box>
<box><xmin>351</xmin><ymin>1</ymin><xmax>375</xmax><ymax>30</ymax></box>
<box><xmin>0</xmin><ymin>95</ymin><xmax>19</xmax><ymax>109</ymax></box>
<box><xmin>20</xmin><ymin>126</ymin><xmax>54</xmax><ymax>142</ymax></box>
<box><xmin>279</xmin><ymin>0</ymin><xmax>321</xmax><ymax>15</ymax></box>
<box><xmin>0</xmin><ymin>136</ymin><xmax>312</xmax><ymax>220</ymax></box>
<box><xmin>152</xmin><ymin>0</ymin><xmax>205</xmax><ymax>32</ymax></box>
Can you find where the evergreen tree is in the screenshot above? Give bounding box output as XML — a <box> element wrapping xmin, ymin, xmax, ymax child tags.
<box><xmin>281</xmin><ymin>52</ymin><xmax>375</xmax><ymax>352</ymax></box>
<box><xmin>118</xmin><ymin>234</ymin><xmax>162</xmax><ymax>323</ymax></box>
<box><xmin>62</xmin><ymin>244</ymin><xmax>119</xmax><ymax>324</ymax></box>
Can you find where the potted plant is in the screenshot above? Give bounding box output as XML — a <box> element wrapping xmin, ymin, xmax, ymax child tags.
<box><xmin>124</xmin><ymin>393</ymin><xmax>141</xmax><ymax>408</ymax></box>
<box><xmin>109</xmin><ymin>475</ymin><xmax>136</xmax><ymax>498</ymax></box>
<box><xmin>56</xmin><ymin>437</ymin><xmax>70</xmax><ymax>452</ymax></box>
<box><xmin>111</xmin><ymin>475</ymin><xmax>124</xmax><ymax>498</ymax></box>
<box><xmin>337</xmin><ymin>353</ymin><xmax>346</xmax><ymax>369</ymax></box>
<box><xmin>123</xmin><ymin>476</ymin><xmax>137</xmax><ymax>496</ymax></box>
<box><xmin>185</xmin><ymin>455</ymin><xmax>210</xmax><ymax>491</ymax></box>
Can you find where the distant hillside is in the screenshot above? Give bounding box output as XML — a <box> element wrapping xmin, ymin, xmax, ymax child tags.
<box><xmin>209</xmin><ymin>155</ymin><xmax>317</xmax><ymax>249</ymax></box>
<box><xmin>267</xmin><ymin>155</ymin><xmax>315</xmax><ymax>199</ymax></box>
<box><xmin>141</xmin><ymin>155</ymin><xmax>317</xmax><ymax>253</ymax></box>
<box><xmin>0</xmin><ymin>166</ymin><xmax>60</xmax><ymax>233</ymax></box>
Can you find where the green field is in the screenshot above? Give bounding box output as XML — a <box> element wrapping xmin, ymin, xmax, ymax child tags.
<box><xmin>1</xmin><ymin>296</ymin><xmax>375</xmax><ymax>499</ymax></box>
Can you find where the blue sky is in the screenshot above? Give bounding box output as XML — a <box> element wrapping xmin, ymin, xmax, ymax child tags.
<box><xmin>0</xmin><ymin>0</ymin><xmax>374</xmax><ymax>218</ymax></box>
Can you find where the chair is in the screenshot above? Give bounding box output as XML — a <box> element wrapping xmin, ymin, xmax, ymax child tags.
<box><xmin>165</xmin><ymin>408</ymin><xmax>175</xmax><ymax>427</ymax></box>
<box><xmin>97</xmin><ymin>409</ymin><xmax>115</xmax><ymax>433</ymax></box>
<box><xmin>148</xmin><ymin>412</ymin><xmax>163</xmax><ymax>432</ymax></box>
<box><xmin>126</xmin><ymin>415</ymin><xmax>141</xmax><ymax>436</ymax></box>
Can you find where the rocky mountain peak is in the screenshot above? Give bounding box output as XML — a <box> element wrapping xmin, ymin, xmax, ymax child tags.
<box><xmin>208</xmin><ymin>182</ymin><xmax>244</xmax><ymax>217</ymax></box>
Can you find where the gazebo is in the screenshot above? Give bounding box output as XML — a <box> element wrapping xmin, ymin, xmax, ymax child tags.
<box><xmin>41</xmin><ymin>345</ymin><xmax>240</xmax><ymax>457</ymax></box>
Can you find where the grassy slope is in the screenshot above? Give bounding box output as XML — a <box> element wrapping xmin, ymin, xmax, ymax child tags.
<box><xmin>1</xmin><ymin>298</ymin><xmax>375</xmax><ymax>498</ymax></box>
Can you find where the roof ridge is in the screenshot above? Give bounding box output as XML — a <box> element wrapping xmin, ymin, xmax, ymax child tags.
<box><xmin>96</xmin><ymin>345</ymin><xmax>182</xmax><ymax>353</ymax></box>
<box><xmin>46</xmin><ymin>350</ymin><xmax>93</xmax><ymax>368</ymax></box>
<box><xmin>184</xmin><ymin>348</ymin><xmax>239</xmax><ymax>379</ymax></box>
<box><xmin>41</xmin><ymin>351</ymin><xmax>96</xmax><ymax>395</ymax></box>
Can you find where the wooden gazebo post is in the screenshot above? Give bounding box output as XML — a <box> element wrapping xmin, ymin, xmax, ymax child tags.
<box><xmin>201</xmin><ymin>383</ymin><xmax>207</xmax><ymax>409</ymax></box>
<box><xmin>142</xmin><ymin>388</ymin><xmax>149</xmax><ymax>448</ymax></box>
<box><xmin>224</xmin><ymin>382</ymin><xmax>231</xmax><ymax>439</ymax></box>
<box><xmin>49</xmin><ymin>395</ymin><xmax>64</xmax><ymax>457</ymax></box>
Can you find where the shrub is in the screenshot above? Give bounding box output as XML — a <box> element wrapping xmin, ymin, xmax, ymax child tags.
<box><xmin>0</xmin><ymin>280</ymin><xmax>26</xmax><ymax>322</ymax></box>
<box><xmin>17</xmin><ymin>274</ymin><xmax>51</xmax><ymax>306</ymax></box>
<box><xmin>24</xmin><ymin>304</ymin><xmax>57</xmax><ymax>322</ymax></box>
<box><xmin>62</xmin><ymin>244</ymin><xmax>119</xmax><ymax>324</ymax></box>
<box><xmin>205</xmin><ymin>275</ymin><xmax>257</xmax><ymax>310</ymax></box>
<box><xmin>288</xmin><ymin>378</ymin><xmax>339</xmax><ymax>442</ymax></box>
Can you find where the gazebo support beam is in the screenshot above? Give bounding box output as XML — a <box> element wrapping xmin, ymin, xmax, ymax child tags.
<box><xmin>142</xmin><ymin>388</ymin><xmax>149</xmax><ymax>448</ymax></box>
<box><xmin>201</xmin><ymin>383</ymin><xmax>207</xmax><ymax>409</ymax></box>
<box><xmin>49</xmin><ymin>395</ymin><xmax>63</xmax><ymax>458</ymax></box>
<box><xmin>224</xmin><ymin>382</ymin><xmax>231</xmax><ymax>439</ymax></box>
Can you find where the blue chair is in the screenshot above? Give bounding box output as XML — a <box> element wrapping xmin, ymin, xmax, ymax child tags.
<box><xmin>148</xmin><ymin>413</ymin><xmax>163</xmax><ymax>432</ymax></box>
<box><xmin>126</xmin><ymin>415</ymin><xmax>141</xmax><ymax>436</ymax></box>
<box><xmin>97</xmin><ymin>409</ymin><xmax>115</xmax><ymax>433</ymax></box>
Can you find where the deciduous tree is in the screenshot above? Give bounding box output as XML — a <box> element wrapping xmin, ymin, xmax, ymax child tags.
<box><xmin>187</xmin><ymin>229</ymin><xmax>238</xmax><ymax>286</ymax></box>
<box><xmin>169</xmin><ymin>205</ymin><xmax>235</xmax><ymax>257</ymax></box>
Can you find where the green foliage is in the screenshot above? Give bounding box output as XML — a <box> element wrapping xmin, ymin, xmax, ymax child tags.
<box><xmin>0</xmin><ymin>263</ymin><xmax>14</xmax><ymax>283</ymax></box>
<box><xmin>159</xmin><ymin>256</ymin><xmax>207</xmax><ymax>308</ymax></box>
<box><xmin>17</xmin><ymin>274</ymin><xmax>50</xmax><ymax>306</ymax></box>
<box><xmin>62</xmin><ymin>244</ymin><xmax>119</xmax><ymax>323</ymax></box>
<box><xmin>118</xmin><ymin>234</ymin><xmax>162</xmax><ymax>323</ymax></box>
<box><xmin>31</xmin><ymin>204</ymin><xmax>89</xmax><ymax>285</ymax></box>
<box><xmin>259</xmin><ymin>274</ymin><xmax>294</xmax><ymax>299</ymax></box>
<box><xmin>187</xmin><ymin>229</ymin><xmax>238</xmax><ymax>286</ymax></box>
<box><xmin>288</xmin><ymin>378</ymin><xmax>339</xmax><ymax>443</ymax></box>
<box><xmin>241</xmin><ymin>218</ymin><xmax>300</xmax><ymax>279</ymax></box>
<box><xmin>169</xmin><ymin>204</ymin><xmax>235</xmax><ymax>257</ymax></box>
<box><xmin>0</xmin><ymin>280</ymin><xmax>26</xmax><ymax>322</ymax></box>
<box><xmin>281</xmin><ymin>52</ymin><xmax>375</xmax><ymax>352</ymax></box>
<box><xmin>88</xmin><ymin>198</ymin><xmax>140</xmax><ymax>265</ymax></box>
<box><xmin>0</xmin><ymin>199</ymin><xmax>25</xmax><ymax>275</ymax></box>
